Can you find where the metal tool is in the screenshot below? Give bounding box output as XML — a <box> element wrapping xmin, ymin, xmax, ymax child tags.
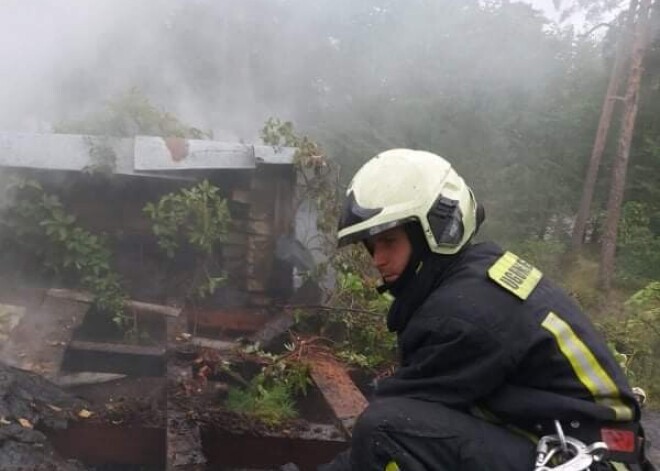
<box><xmin>534</xmin><ymin>421</ymin><xmax>609</xmax><ymax>471</ymax></box>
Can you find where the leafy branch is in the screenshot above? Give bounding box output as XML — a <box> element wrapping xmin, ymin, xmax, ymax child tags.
<box><xmin>1</xmin><ymin>178</ymin><xmax>128</xmax><ymax>327</ymax></box>
<box><xmin>143</xmin><ymin>180</ymin><xmax>231</xmax><ymax>301</ymax></box>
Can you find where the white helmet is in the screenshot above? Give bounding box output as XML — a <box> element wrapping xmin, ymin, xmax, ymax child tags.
<box><xmin>337</xmin><ymin>149</ymin><xmax>480</xmax><ymax>255</ymax></box>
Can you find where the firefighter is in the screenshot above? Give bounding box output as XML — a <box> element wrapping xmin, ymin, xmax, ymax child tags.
<box><xmin>315</xmin><ymin>149</ymin><xmax>655</xmax><ymax>471</ymax></box>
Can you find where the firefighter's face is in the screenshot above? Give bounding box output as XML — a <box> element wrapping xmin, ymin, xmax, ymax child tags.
<box><xmin>366</xmin><ymin>226</ymin><xmax>412</xmax><ymax>283</ymax></box>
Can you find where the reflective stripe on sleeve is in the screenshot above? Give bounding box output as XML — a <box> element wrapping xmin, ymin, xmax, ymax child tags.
<box><xmin>541</xmin><ymin>312</ymin><xmax>633</xmax><ymax>421</ymax></box>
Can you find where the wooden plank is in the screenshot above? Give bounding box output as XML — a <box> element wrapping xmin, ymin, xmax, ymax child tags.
<box><xmin>68</xmin><ymin>340</ymin><xmax>165</xmax><ymax>357</ymax></box>
<box><xmin>308</xmin><ymin>353</ymin><xmax>369</xmax><ymax>437</ymax></box>
<box><xmin>249</xmin><ymin>312</ymin><xmax>294</xmax><ymax>347</ymax></box>
<box><xmin>190</xmin><ymin>337</ymin><xmax>236</xmax><ymax>351</ymax></box>
<box><xmin>127</xmin><ymin>300</ymin><xmax>181</xmax><ymax>318</ymax></box>
<box><xmin>47</xmin><ymin>289</ymin><xmax>181</xmax><ymax>318</ymax></box>
<box><xmin>184</xmin><ymin>307</ymin><xmax>268</xmax><ymax>333</ymax></box>
<box><xmin>0</xmin><ymin>295</ymin><xmax>90</xmax><ymax>378</ymax></box>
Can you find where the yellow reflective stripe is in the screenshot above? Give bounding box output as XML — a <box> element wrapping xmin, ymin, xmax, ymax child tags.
<box><xmin>611</xmin><ymin>462</ymin><xmax>630</xmax><ymax>471</ymax></box>
<box><xmin>487</xmin><ymin>251</ymin><xmax>542</xmax><ymax>300</ymax></box>
<box><xmin>541</xmin><ymin>312</ymin><xmax>633</xmax><ymax>421</ymax></box>
<box><xmin>385</xmin><ymin>461</ymin><xmax>400</xmax><ymax>471</ymax></box>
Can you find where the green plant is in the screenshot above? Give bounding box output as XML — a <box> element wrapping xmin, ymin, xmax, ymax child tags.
<box><xmin>598</xmin><ymin>282</ymin><xmax>660</xmax><ymax>403</ymax></box>
<box><xmin>225</xmin><ymin>345</ymin><xmax>312</xmax><ymax>426</ymax></box>
<box><xmin>1</xmin><ymin>178</ymin><xmax>129</xmax><ymax>327</ymax></box>
<box><xmin>143</xmin><ymin>180</ymin><xmax>231</xmax><ymax>301</ymax></box>
<box><xmin>55</xmin><ymin>87</ymin><xmax>212</xmax><ymax>139</ymax></box>
<box><xmin>261</xmin><ymin>119</ymin><xmax>396</xmax><ymax>371</ymax></box>
<box><xmin>261</xmin><ymin>117</ymin><xmax>339</xmax><ymax>237</ymax></box>
<box><xmin>226</xmin><ymin>382</ymin><xmax>297</xmax><ymax>426</ymax></box>
<box><xmin>83</xmin><ymin>137</ymin><xmax>117</xmax><ymax>175</ymax></box>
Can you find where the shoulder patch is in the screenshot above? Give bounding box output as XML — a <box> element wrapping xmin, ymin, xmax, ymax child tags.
<box><xmin>487</xmin><ymin>251</ymin><xmax>542</xmax><ymax>300</ymax></box>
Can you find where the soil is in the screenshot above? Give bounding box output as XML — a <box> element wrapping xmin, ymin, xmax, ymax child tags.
<box><xmin>67</xmin><ymin>377</ymin><xmax>166</xmax><ymax>428</ymax></box>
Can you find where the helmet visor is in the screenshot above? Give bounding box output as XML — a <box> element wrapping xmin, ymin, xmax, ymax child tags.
<box><xmin>337</xmin><ymin>189</ymin><xmax>424</xmax><ymax>247</ymax></box>
<box><xmin>338</xmin><ymin>216</ymin><xmax>417</xmax><ymax>247</ymax></box>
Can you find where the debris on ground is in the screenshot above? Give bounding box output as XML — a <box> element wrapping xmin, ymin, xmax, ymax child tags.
<box><xmin>0</xmin><ymin>362</ymin><xmax>88</xmax><ymax>470</ymax></box>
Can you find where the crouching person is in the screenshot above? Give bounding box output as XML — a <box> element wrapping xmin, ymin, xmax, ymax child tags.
<box><xmin>317</xmin><ymin>149</ymin><xmax>655</xmax><ymax>471</ymax></box>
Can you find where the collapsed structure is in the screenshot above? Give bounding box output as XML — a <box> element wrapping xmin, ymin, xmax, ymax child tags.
<box><xmin>0</xmin><ymin>132</ymin><xmax>367</xmax><ymax>470</ymax></box>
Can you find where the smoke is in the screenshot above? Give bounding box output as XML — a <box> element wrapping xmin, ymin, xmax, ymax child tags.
<box><xmin>0</xmin><ymin>0</ymin><xmax>296</xmax><ymax>140</ymax></box>
<box><xmin>0</xmin><ymin>0</ymin><xmax>600</xmax><ymax>141</ymax></box>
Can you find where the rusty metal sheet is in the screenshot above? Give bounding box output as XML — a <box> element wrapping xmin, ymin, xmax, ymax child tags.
<box><xmin>203</xmin><ymin>426</ymin><xmax>346</xmax><ymax>471</ymax></box>
<box><xmin>308</xmin><ymin>353</ymin><xmax>369</xmax><ymax>435</ymax></box>
<box><xmin>47</xmin><ymin>423</ymin><xmax>166</xmax><ymax>466</ymax></box>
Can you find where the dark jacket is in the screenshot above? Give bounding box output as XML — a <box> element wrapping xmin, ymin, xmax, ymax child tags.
<box><xmin>375</xmin><ymin>242</ymin><xmax>640</xmax><ymax>438</ymax></box>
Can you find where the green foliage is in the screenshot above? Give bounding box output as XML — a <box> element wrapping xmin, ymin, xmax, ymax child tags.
<box><xmin>144</xmin><ymin>180</ymin><xmax>230</xmax><ymax>257</ymax></box>
<box><xmin>225</xmin><ymin>347</ymin><xmax>312</xmax><ymax>426</ymax></box>
<box><xmin>327</xmin><ymin>268</ymin><xmax>396</xmax><ymax>369</ymax></box>
<box><xmin>226</xmin><ymin>382</ymin><xmax>297</xmax><ymax>426</ymax></box>
<box><xmin>143</xmin><ymin>180</ymin><xmax>231</xmax><ymax>301</ymax></box>
<box><xmin>55</xmin><ymin>87</ymin><xmax>211</xmax><ymax>139</ymax></box>
<box><xmin>293</xmin><ymin>247</ymin><xmax>397</xmax><ymax>370</ymax></box>
<box><xmin>261</xmin><ymin>119</ymin><xmax>396</xmax><ymax>370</ymax></box>
<box><xmin>261</xmin><ymin>117</ymin><xmax>339</xmax><ymax>236</ymax></box>
<box><xmin>508</xmin><ymin>239</ymin><xmax>567</xmax><ymax>281</ymax></box>
<box><xmin>83</xmin><ymin>137</ymin><xmax>117</xmax><ymax>175</ymax></box>
<box><xmin>615</xmin><ymin>202</ymin><xmax>660</xmax><ymax>285</ymax></box>
<box><xmin>598</xmin><ymin>282</ymin><xmax>660</xmax><ymax>401</ymax></box>
<box><xmin>1</xmin><ymin>178</ymin><xmax>128</xmax><ymax>327</ymax></box>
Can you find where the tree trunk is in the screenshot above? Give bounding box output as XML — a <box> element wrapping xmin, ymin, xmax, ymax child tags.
<box><xmin>599</xmin><ymin>0</ymin><xmax>653</xmax><ymax>291</ymax></box>
<box><xmin>571</xmin><ymin>0</ymin><xmax>639</xmax><ymax>252</ymax></box>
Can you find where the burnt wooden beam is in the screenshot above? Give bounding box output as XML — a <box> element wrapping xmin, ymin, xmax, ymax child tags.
<box><xmin>62</xmin><ymin>341</ymin><xmax>165</xmax><ymax>377</ymax></box>
<box><xmin>67</xmin><ymin>340</ymin><xmax>165</xmax><ymax>357</ymax></box>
